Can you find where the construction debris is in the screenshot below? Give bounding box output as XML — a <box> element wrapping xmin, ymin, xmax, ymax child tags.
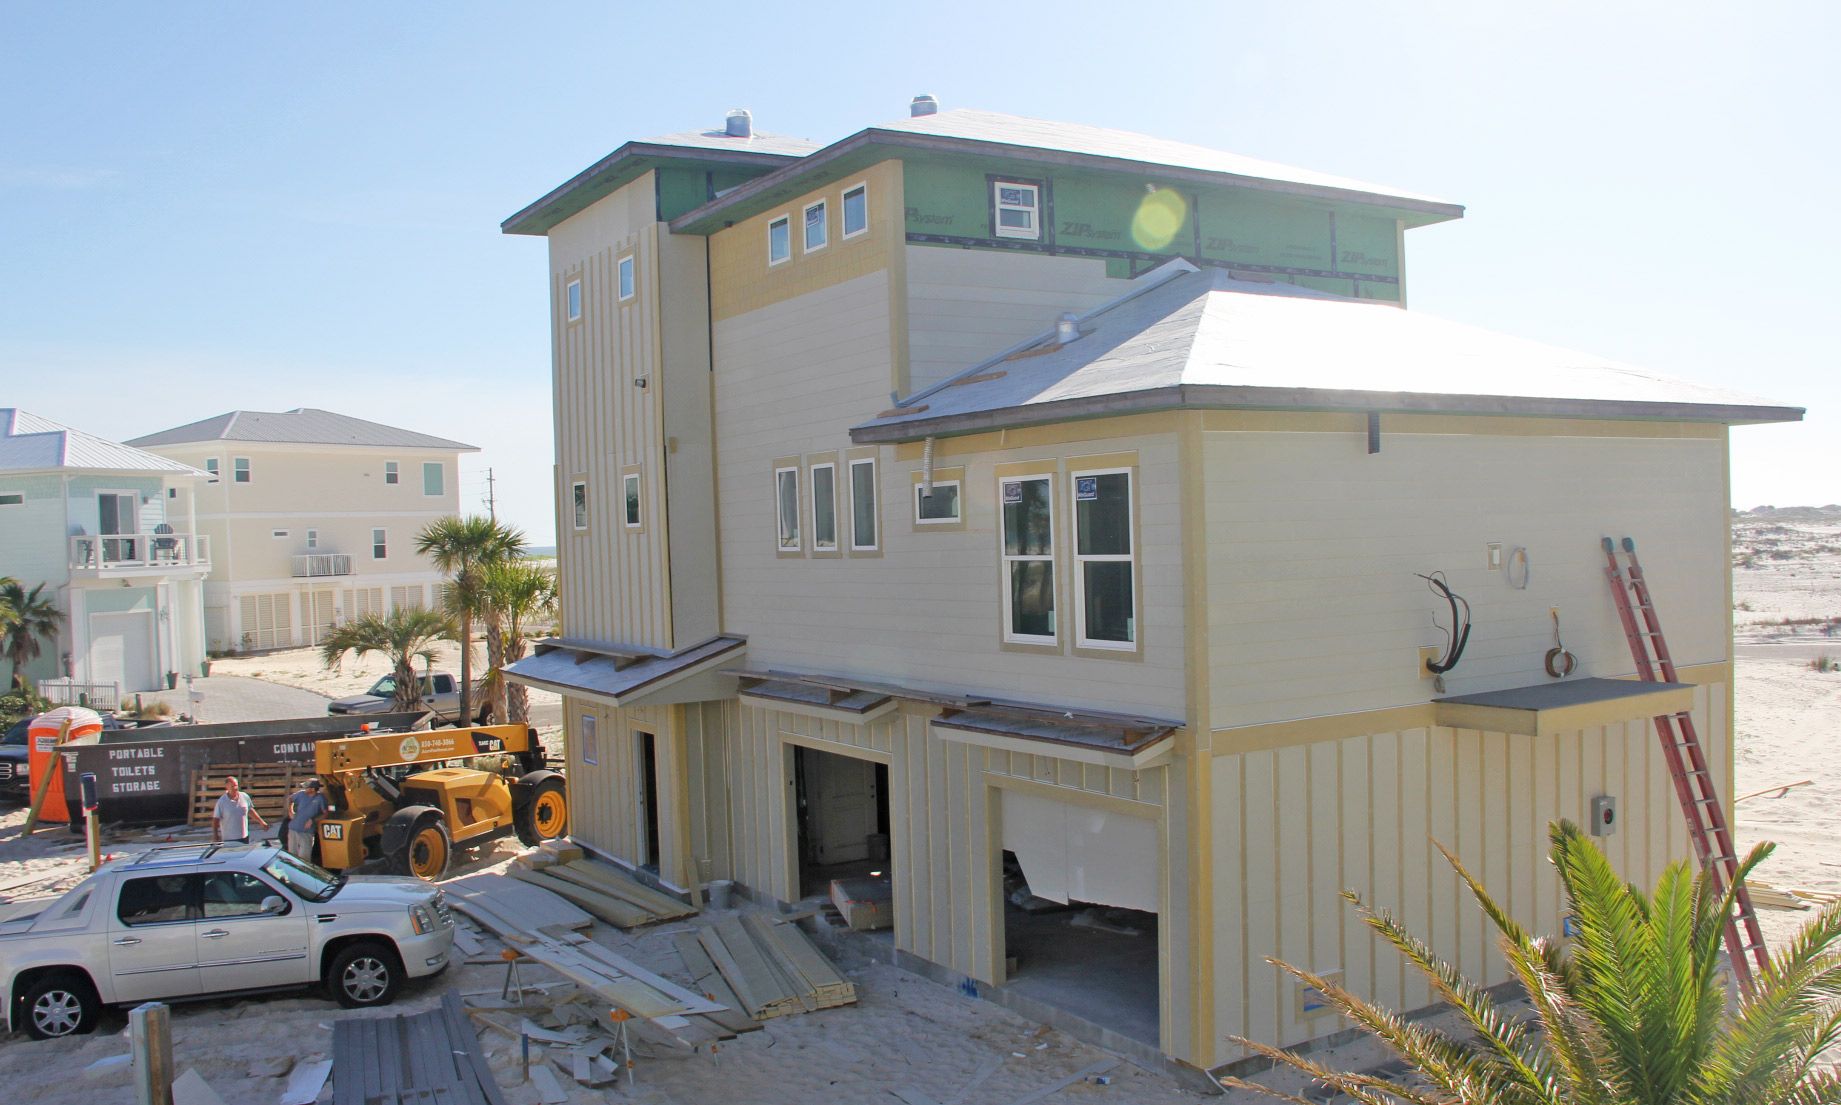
<box><xmin>279</xmin><ymin>1060</ymin><xmax>332</xmax><ymax>1105</ymax></box>
<box><xmin>444</xmin><ymin>872</ymin><xmax>593</xmax><ymax>934</ymax></box>
<box><xmin>690</xmin><ymin>914</ymin><xmax>857</xmax><ymax>1021</ymax></box>
<box><xmin>332</xmin><ymin>992</ymin><xmax>507</xmax><ymax>1105</ymax></box>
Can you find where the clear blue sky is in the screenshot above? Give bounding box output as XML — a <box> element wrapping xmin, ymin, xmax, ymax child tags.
<box><xmin>4</xmin><ymin>2</ymin><xmax>1833</xmax><ymax>544</ymax></box>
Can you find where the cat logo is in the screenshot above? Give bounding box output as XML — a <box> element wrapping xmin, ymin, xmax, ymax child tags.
<box><xmin>398</xmin><ymin>735</ymin><xmax>421</xmax><ymax>761</ymax></box>
<box><xmin>475</xmin><ymin>736</ymin><xmax>503</xmax><ymax>753</ymax></box>
<box><xmin>321</xmin><ymin>823</ymin><xmax>344</xmax><ymax>840</ymax></box>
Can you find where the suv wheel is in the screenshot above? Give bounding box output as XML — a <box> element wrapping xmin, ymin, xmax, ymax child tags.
<box><xmin>21</xmin><ymin>973</ymin><xmax>100</xmax><ymax>1039</ymax></box>
<box><xmin>326</xmin><ymin>942</ymin><xmax>401</xmax><ymax>1008</ymax></box>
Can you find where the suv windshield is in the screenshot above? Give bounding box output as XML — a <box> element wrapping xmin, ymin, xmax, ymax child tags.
<box><xmin>261</xmin><ymin>850</ymin><xmax>345</xmax><ymax>902</ymax></box>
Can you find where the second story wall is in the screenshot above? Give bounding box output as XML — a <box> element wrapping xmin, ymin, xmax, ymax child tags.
<box><xmin>0</xmin><ymin>473</ymin><xmax>69</xmax><ymax>587</ymax></box>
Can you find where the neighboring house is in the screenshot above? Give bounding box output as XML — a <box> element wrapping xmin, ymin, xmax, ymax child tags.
<box><xmin>0</xmin><ymin>409</ymin><xmax>210</xmax><ymax>695</ymax></box>
<box><xmin>127</xmin><ymin>409</ymin><xmax>477</xmax><ymax>652</ymax></box>
<box><xmin>499</xmin><ymin>102</ymin><xmax>1801</xmax><ymax>1075</ymax></box>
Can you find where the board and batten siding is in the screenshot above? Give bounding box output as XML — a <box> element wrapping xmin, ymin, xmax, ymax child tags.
<box><xmin>1207</xmin><ymin>676</ymin><xmax>1725</xmax><ymax>1066</ymax></box>
<box><xmin>1201</xmin><ymin>420</ymin><xmax>1730</xmax><ymax>729</ymax></box>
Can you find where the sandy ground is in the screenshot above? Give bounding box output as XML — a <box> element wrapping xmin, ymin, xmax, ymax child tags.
<box><xmin>209</xmin><ymin>641</ymin><xmax>562</xmax><ymax>717</ymax></box>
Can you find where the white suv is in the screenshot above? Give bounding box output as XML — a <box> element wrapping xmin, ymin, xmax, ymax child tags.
<box><xmin>2</xmin><ymin>843</ymin><xmax>455</xmax><ymax>1039</ymax></box>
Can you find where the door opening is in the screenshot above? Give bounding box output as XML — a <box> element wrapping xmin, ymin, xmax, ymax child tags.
<box><xmin>793</xmin><ymin>746</ymin><xmax>891</xmax><ymax>903</ymax></box>
<box><xmin>636</xmin><ymin>730</ymin><xmax>660</xmax><ymax>872</ymax></box>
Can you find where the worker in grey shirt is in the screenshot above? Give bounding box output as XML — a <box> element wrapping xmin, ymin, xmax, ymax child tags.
<box><xmin>286</xmin><ymin>779</ymin><xmax>329</xmax><ymax>861</ymax></box>
<box><xmin>211</xmin><ymin>776</ymin><xmax>269</xmax><ymax>844</ymax></box>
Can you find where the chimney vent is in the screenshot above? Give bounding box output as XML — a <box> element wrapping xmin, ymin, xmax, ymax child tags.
<box><xmin>910</xmin><ymin>94</ymin><xmax>939</xmax><ymax>117</ymax></box>
<box><xmin>1055</xmin><ymin>312</ymin><xmax>1080</xmax><ymax>345</ymax></box>
<box><xmin>725</xmin><ymin>108</ymin><xmax>753</xmax><ymax>138</ymax></box>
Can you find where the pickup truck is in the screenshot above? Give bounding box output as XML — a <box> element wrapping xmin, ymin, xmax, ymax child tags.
<box><xmin>2</xmin><ymin>842</ymin><xmax>454</xmax><ymax>1038</ymax></box>
<box><xmin>327</xmin><ymin>671</ymin><xmax>489</xmax><ymax>725</ymax></box>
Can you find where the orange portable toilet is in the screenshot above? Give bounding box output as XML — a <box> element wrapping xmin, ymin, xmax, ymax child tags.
<box><xmin>27</xmin><ymin>707</ymin><xmax>104</xmax><ymax>823</ymax></box>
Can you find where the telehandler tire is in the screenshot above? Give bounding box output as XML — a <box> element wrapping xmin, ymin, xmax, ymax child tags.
<box><xmin>390</xmin><ymin>813</ymin><xmax>452</xmax><ymax>880</ymax></box>
<box><xmin>514</xmin><ymin>775</ymin><xmax>569</xmax><ymax>846</ymax></box>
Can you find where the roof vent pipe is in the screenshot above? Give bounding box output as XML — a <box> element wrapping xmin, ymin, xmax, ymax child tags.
<box><xmin>1055</xmin><ymin>312</ymin><xmax>1080</xmax><ymax>345</ymax></box>
<box><xmin>725</xmin><ymin>109</ymin><xmax>753</xmax><ymax>138</ymax></box>
<box><xmin>910</xmin><ymin>94</ymin><xmax>939</xmax><ymax>117</ymax></box>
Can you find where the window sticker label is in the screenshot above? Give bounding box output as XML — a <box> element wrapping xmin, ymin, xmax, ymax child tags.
<box><xmin>1075</xmin><ymin>476</ymin><xmax>1099</xmax><ymax>501</ymax></box>
<box><xmin>1002</xmin><ymin>480</ymin><xmax>1023</xmax><ymax>504</ymax></box>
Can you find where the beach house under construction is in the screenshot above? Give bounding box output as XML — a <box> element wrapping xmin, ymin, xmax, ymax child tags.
<box><xmin>500</xmin><ymin>99</ymin><xmax>1801</xmax><ymax>1073</ymax></box>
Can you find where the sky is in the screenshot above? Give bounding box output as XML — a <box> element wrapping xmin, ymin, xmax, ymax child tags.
<box><xmin>3</xmin><ymin>2</ymin><xmax>1835</xmax><ymax>544</ymax></box>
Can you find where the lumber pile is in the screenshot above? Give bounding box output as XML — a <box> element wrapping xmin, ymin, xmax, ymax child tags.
<box><xmin>187</xmin><ymin>761</ymin><xmax>306</xmax><ymax>826</ymax></box>
<box><xmin>1750</xmin><ymin>881</ymin><xmax>1841</xmax><ymax>911</ymax></box>
<box><xmin>510</xmin><ymin>855</ymin><xmax>697</xmax><ymax>929</ymax></box>
<box><xmin>332</xmin><ymin>992</ymin><xmax>508</xmax><ymax>1105</ymax></box>
<box><xmin>689</xmin><ymin>914</ymin><xmax>856</xmax><ymax>1021</ymax></box>
<box><xmin>444</xmin><ymin>873</ymin><xmax>593</xmax><ymax>935</ymax></box>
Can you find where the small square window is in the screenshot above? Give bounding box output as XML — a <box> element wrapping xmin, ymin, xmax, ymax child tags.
<box><xmin>372</xmin><ymin>528</ymin><xmax>387</xmax><ymax>559</ymax></box>
<box><xmin>204</xmin><ymin>458</ymin><xmax>219</xmax><ymax>482</ymax></box>
<box><xmin>566</xmin><ymin>278</ymin><xmax>582</xmax><ymax>321</ymax></box>
<box><xmin>233</xmin><ymin>457</ymin><xmax>251</xmax><ymax>483</ymax></box>
<box><xmin>384</xmin><ymin>461</ymin><xmax>398</xmax><ymax>485</ymax></box>
<box><xmin>423</xmin><ymin>462</ymin><xmax>443</xmax><ymax>496</ymax></box>
<box><xmin>803</xmin><ymin>200</ymin><xmax>828</xmax><ymax>253</ymax></box>
<box><xmin>993</xmin><ymin>181</ymin><xmax>1040</xmax><ymax>240</ymax></box>
<box><xmin>914</xmin><ymin>480</ymin><xmax>961</xmax><ymax>524</ymax></box>
<box><xmin>768</xmin><ymin>215</ymin><xmax>791</xmax><ymax>266</ymax></box>
<box><xmin>623</xmin><ymin>472</ymin><xmax>641</xmax><ymax>529</ymax></box>
<box><xmin>841</xmin><ymin>183</ymin><xmax>869</xmax><ymax>239</ymax></box>
<box><xmin>572</xmin><ymin>481</ymin><xmax>588</xmax><ymax>531</ymax></box>
<box><xmin>618</xmin><ymin>255</ymin><xmax>635</xmax><ymax>301</ymax></box>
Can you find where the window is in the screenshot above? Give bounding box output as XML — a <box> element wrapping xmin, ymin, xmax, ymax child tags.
<box><xmin>572</xmin><ymin>480</ymin><xmax>588</xmax><ymax>531</ymax></box>
<box><xmin>810</xmin><ymin>462</ymin><xmax>837</xmax><ymax>550</ymax></box>
<box><xmin>201</xmin><ymin>871</ymin><xmax>285</xmax><ymax>918</ymax></box>
<box><xmin>383</xmin><ymin>461</ymin><xmax>399</xmax><ymax>485</ymax></box>
<box><xmin>767</xmin><ymin>214</ymin><xmax>791</xmax><ymax>265</ymax></box>
<box><xmin>372</xmin><ymin>528</ymin><xmax>387</xmax><ymax>559</ymax></box>
<box><xmin>580</xmin><ymin>713</ymin><xmax>598</xmax><ymax>766</ymax></box>
<box><xmin>204</xmin><ymin>457</ymin><xmax>220</xmax><ymax>482</ymax></box>
<box><xmin>803</xmin><ymin>200</ymin><xmax>828</xmax><ymax>253</ymax></box>
<box><xmin>1072</xmin><ymin>470</ymin><xmax>1135</xmax><ymax>648</ymax></box>
<box><xmin>1001</xmin><ymin>475</ymin><xmax>1055</xmax><ymax>643</ymax></box>
<box><xmin>914</xmin><ymin>480</ymin><xmax>961</xmax><ymax>525</ymax></box>
<box><xmin>775</xmin><ymin>466</ymin><xmax>800</xmax><ymax>552</ymax></box>
<box><xmin>842</xmin><ymin>183</ymin><xmax>869</xmax><ymax>239</ymax></box>
<box><xmin>306</xmin><ymin>528</ymin><xmax>318</xmax><ymax>549</ymax></box>
<box><xmin>423</xmin><ymin>462</ymin><xmax>443</xmax><ymax>496</ymax></box>
<box><xmin>271</xmin><ymin>529</ymin><xmax>289</xmax><ymax>539</ymax></box>
<box><xmin>623</xmin><ymin>472</ymin><xmax>641</xmax><ymax>528</ymax></box>
<box><xmin>618</xmin><ymin>255</ymin><xmax>635</xmax><ymax>301</ymax></box>
<box><xmin>566</xmin><ymin>278</ymin><xmax>582</xmax><ymax>321</ymax></box>
<box><xmin>0</xmin><ymin>493</ymin><xmax>21</xmax><ymax>507</ymax></box>
<box><xmin>993</xmin><ymin>181</ymin><xmax>1040</xmax><ymax>240</ymax></box>
<box><xmin>848</xmin><ymin>458</ymin><xmax>877</xmax><ymax>552</ymax></box>
<box><xmin>118</xmin><ymin>875</ymin><xmax>198</xmax><ymax>926</ymax></box>
<box><xmin>233</xmin><ymin>457</ymin><xmax>251</xmax><ymax>483</ymax></box>
<box><xmin>167</xmin><ymin>487</ymin><xmax>176</xmax><ymax>499</ymax></box>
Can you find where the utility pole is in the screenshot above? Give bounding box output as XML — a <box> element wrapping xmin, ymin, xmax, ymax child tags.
<box><xmin>485</xmin><ymin>467</ymin><xmax>497</xmax><ymax>521</ymax></box>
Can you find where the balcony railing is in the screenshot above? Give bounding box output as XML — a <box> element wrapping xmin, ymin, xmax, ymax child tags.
<box><xmin>292</xmin><ymin>553</ymin><xmax>354</xmax><ymax>578</ymax></box>
<box><xmin>69</xmin><ymin>532</ymin><xmax>210</xmax><ymax>573</ymax></box>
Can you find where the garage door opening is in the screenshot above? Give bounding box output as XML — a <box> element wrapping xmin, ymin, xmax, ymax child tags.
<box><xmin>793</xmin><ymin>746</ymin><xmax>890</xmax><ymax>903</ymax></box>
<box><xmin>999</xmin><ymin>789</ymin><xmax>1160</xmax><ymax>1047</ymax></box>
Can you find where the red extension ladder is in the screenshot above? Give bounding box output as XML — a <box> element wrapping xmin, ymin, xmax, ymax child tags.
<box><xmin>1602</xmin><ymin>536</ymin><xmax>1769</xmax><ymax>992</ymax></box>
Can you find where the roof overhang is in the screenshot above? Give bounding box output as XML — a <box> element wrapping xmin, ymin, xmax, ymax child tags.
<box><xmin>502</xmin><ymin>635</ymin><xmax>746</xmax><ymax>709</ymax></box>
<box><xmin>1433</xmin><ymin>677</ymin><xmax>1695</xmax><ymax>738</ymax></box>
<box><xmin>502</xmin><ymin>143</ymin><xmax>805</xmax><ymax>236</ymax></box>
<box><xmin>669</xmin><ymin>127</ymin><xmax>1466</xmax><ymax>236</ymax></box>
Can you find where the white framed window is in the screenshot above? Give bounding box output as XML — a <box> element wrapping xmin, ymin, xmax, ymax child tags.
<box><xmin>423</xmin><ymin>461</ymin><xmax>444</xmax><ymax>496</ymax></box>
<box><xmin>767</xmin><ymin>214</ymin><xmax>791</xmax><ymax>265</ymax></box>
<box><xmin>271</xmin><ymin>529</ymin><xmax>289</xmax><ymax>539</ymax></box>
<box><xmin>810</xmin><ymin>462</ymin><xmax>837</xmax><ymax>550</ymax></box>
<box><xmin>1000</xmin><ymin>475</ymin><xmax>1055</xmax><ymax>644</ymax></box>
<box><xmin>571</xmin><ymin>480</ymin><xmax>587</xmax><ymax>531</ymax></box>
<box><xmin>618</xmin><ymin>255</ymin><xmax>635</xmax><ymax>301</ymax></box>
<box><xmin>913</xmin><ymin>479</ymin><xmax>961</xmax><ymax>525</ymax></box>
<box><xmin>372</xmin><ymin>528</ymin><xmax>387</xmax><ymax>560</ymax></box>
<box><xmin>1072</xmin><ymin>469</ymin><xmax>1135</xmax><ymax>649</ymax></box>
<box><xmin>233</xmin><ymin>457</ymin><xmax>251</xmax><ymax>483</ymax></box>
<box><xmin>566</xmin><ymin>278</ymin><xmax>582</xmax><ymax>321</ymax></box>
<box><xmin>306</xmin><ymin>528</ymin><xmax>318</xmax><ymax>549</ymax></box>
<box><xmin>841</xmin><ymin>182</ymin><xmax>869</xmax><ymax>239</ymax></box>
<box><xmin>203</xmin><ymin>458</ymin><xmax>219</xmax><ymax>482</ymax></box>
<box><xmin>803</xmin><ymin>200</ymin><xmax>828</xmax><ymax>253</ymax></box>
<box><xmin>993</xmin><ymin>181</ymin><xmax>1040</xmax><ymax>240</ymax></box>
<box><xmin>623</xmin><ymin>472</ymin><xmax>641</xmax><ymax>528</ymax></box>
<box><xmin>384</xmin><ymin>460</ymin><xmax>398</xmax><ymax>485</ymax></box>
<box><xmin>775</xmin><ymin>465</ymin><xmax>800</xmax><ymax>552</ymax></box>
<box><xmin>848</xmin><ymin>457</ymin><xmax>877</xmax><ymax>551</ymax></box>
<box><xmin>580</xmin><ymin>713</ymin><xmax>598</xmax><ymax>766</ymax></box>
<box><xmin>0</xmin><ymin>492</ymin><xmax>21</xmax><ymax>507</ymax></box>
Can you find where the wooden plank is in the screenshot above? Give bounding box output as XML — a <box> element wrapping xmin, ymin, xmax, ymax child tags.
<box><xmin>565</xmin><ymin>938</ymin><xmax>726</xmax><ymax>1014</ymax></box>
<box><xmin>512</xmin><ymin>868</ymin><xmax>653</xmax><ymax>928</ymax></box>
<box><xmin>552</xmin><ymin>859</ymin><xmax>697</xmax><ymax>919</ymax></box>
<box><xmin>445</xmin><ymin>873</ymin><xmax>593</xmax><ymax>932</ymax></box>
<box><xmin>671</xmin><ymin>931</ymin><xmax>763</xmax><ymax>1034</ymax></box>
<box><xmin>528</xmin><ymin>1064</ymin><xmax>569</xmax><ymax>1105</ymax></box>
<box><xmin>441</xmin><ymin>991</ymin><xmax>510</xmax><ymax>1105</ymax></box>
<box><xmin>697</xmin><ymin>926</ymin><xmax>770</xmax><ymax>1019</ymax></box>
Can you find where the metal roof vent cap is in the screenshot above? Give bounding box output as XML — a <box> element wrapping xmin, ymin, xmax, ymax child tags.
<box><xmin>1055</xmin><ymin>312</ymin><xmax>1080</xmax><ymax>345</ymax></box>
<box><xmin>725</xmin><ymin>108</ymin><xmax>753</xmax><ymax>138</ymax></box>
<box><xmin>910</xmin><ymin>94</ymin><xmax>939</xmax><ymax>117</ymax></box>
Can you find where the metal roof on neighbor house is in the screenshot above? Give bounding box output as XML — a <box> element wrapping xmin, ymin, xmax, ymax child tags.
<box><xmin>850</xmin><ymin>262</ymin><xmax>1804</xmax><ymax>442</ymax></box>
<box><xmin>126</xmin><ymin>408</ymin><xmax>477</xmax><ymax>451</ymax></box>
<box><xmin>0</xmin><ymin>408</ymin><xmax>205</xmax><ymax>476</ymax></box>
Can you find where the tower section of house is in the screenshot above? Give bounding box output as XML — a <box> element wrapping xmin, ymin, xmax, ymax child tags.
<box><xmin>127</xmin><ymin>409</ymin><xmax>476</xmax><ymax>652</ymax></box>
<box><xmin>0</xmin><ymin>409</ymin><xmax>210</xmax><ymax>696</ymax></box>
<box><xmin>501</xmin><ymin>103</ymin><xmax>1802</xmax><ymax>1077</ymax></box>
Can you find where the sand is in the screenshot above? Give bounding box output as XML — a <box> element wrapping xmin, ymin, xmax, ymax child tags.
<box><xmin>208</xmin><ymin>640</ymin><xmax>562</xmax><ymax>715</ymax></box>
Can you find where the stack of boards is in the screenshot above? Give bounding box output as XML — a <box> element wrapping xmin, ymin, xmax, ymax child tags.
<box><xmin>679</xmin><ymin>914</ymin><xmax>857</xmax><ymax>1021</ymax></box>
<box><xmin>187</xmin><ymin>761</ymin><xmax>304</xmax><ymax>826</ymax></box>
<box><xmin>511</xmin><ymin>858</ymin><xmax>697</xmax><ymax>929</ymax></box>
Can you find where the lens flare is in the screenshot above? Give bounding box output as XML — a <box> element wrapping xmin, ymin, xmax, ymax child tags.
<box><xmin>1131</xmin><ymin>188</ymin><xmax>1187</xmax><ymax>251</ymax></box>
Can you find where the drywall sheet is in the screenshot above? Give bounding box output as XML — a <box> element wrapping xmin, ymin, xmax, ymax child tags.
<box><xmin>1001</xmin><ymin>788</ymin><xmax>1157</xmax><ymax>913</ymax></box>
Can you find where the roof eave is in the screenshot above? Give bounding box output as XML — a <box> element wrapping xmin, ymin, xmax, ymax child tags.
<box><xmin>502</xmin><ymin>143</ymin><xmax>806</xmax><ymax>236</ymax></box>
<box><xmin>849</xmin><ymin>386</ymin><xmax>1805</xmax><ymax>443</ymax></box>
<box><xmin>669</xmin><ymin>128</ymin><xmax>1465</xmax><ymax>236</ymax></box>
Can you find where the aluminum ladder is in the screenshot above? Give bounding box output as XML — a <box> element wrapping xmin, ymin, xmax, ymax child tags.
<box><xmin>1602</xmin><ymin>536</ymin><xmax>1769</xmax><ymax>993</ymax></box>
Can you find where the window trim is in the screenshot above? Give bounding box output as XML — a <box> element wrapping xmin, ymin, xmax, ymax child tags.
<box><xmin>1070</xmin><ymin>466</ymin><xmax>1138</xmax><ymax>653</ymax></box>
<box><xmin>565</xmin><ymin>277</ymin><xmax>582</xmax><ymax>322</ymax></box>
<box><xmin>808</xmin><ymin>457</ymin><xmax>839</xmax><ymax>556</ymax></box>
<box><xmin>422</xmin><ymin>461</ymin><xmax>444</xmax><ymax>498</ymax></box>
<box><xmin>840</xmin><ymin>182</ymin><xmax>870</xmax><ymax>240</ymax></box>
<box><xmin>991</xmin><ymin>179</ymin><xmax>1042</xmax><ymax>241</ymax></box>
<box><xmin>204</xmin><ymin>457</ymin><xmax>220</xmax><ymax>483</ymax></box>
<box><xmin>383</xmin><ymin>460</ymin><xmax>398</xmax><ymax>485</ymax></box>
<box><xmin>371</xmin><ymin>527</ymin><xmax>387</xmax><ymax>560</ymax></box>
<box><xmin>571</xmin><ymin>479</ymin><xmax>588</xmax><ymax>532</ymax></box>
<box><xmin>802</xmin><ymin>199</ymin><xmax>828</xmax><ymax>254</ymax></box>
<box><xmin>233</xmin><ymin>457</ymin><xmax>251</xmax><ymax>484</ymax></box>
<box><xmin>617</xmin><ymin>254</ymin><xmax>635</xmax><ymax>302</ymax></box>
<box><xmin>997</xmin><ymin>467</ymin><xmax>1060</xmax><ymax>651</ymax></box>
<box><xmin>622</xmin><ymin>469</ymin><xmax>642</xmax><ymax>530</ymax></box>
<box><xmin>773</xmin><ymin>460</ymin><xmax>802</xmax><ymax>556</ymax></box>
<box><xmin>767</xmin><ymin>214</ymin><xmax>792</xmax><ymax>266</ymax></box>
<box><xmin>913</xmin><ymin>479</ymin><xmax>962</xmax><ymax>526</ymax></box>
<box><xmin>846</xmin><ymin>454</ymin><xmax>878</xmax><ymax>554</ymax></box>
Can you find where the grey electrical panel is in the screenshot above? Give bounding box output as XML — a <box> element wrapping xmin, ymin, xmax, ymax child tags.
<box><xmin>1589</xmin><ymin>795</ymin><xmax>1617</xmax><ymax>836</ymax></box>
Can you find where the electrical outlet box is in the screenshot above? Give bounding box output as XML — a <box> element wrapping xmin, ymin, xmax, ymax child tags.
<box><xmin>1418</xmin><ymin>645</ymin><xmax>1441</xmax><ymax>678</ymax></box>
<box><xmin>1589</xmin><ymin>795</ymin><xmax>1617</xmax><ymax>836</ymax></box>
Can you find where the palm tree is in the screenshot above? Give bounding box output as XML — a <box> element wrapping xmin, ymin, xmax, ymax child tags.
<box><xmin>1224</xmin><ymin>820</ymin><xmax>1841</xmax><ymax>1105</ymax></box>
<box><xmin>318</xmin><ymin>608</ymin><xmax>457</xmax><ymax>712</ymax></box>
<box><xmin>0</xmin><ymin>579</ymin><xmax>65</xmax><ymax>691</ymax></box>
<box><xmin>481</xmin><ymin>560</ymin><xmax>558</xmax><ymax>723</ymax></box>
<box><xmin>415</xmin><ymin>516</ymin><xmax>525</xmax><ymax>727</ymax></box>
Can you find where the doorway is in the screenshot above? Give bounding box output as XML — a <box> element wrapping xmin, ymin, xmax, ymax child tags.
<box><xmin>635</xmin><ymin>731</ymin><xmax>660</xmax><ymax>872</ymax></box>
<box><xmin>793</xmin><ymin>745</ymin><xmax>890</xmax><ymax>899</ymax></box>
